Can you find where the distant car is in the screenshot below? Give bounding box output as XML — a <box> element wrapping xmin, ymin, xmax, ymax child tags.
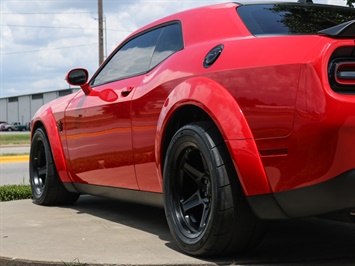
<box><xmin>3</xmin><ymin>122</ymin><xmax>17</xmax><ymax>131</ymax></box>
<box><xmin>29</xmin><ymin>2</ymin><xmax>355</xmax><ymax>256</ymax></box>
<box><xmin>0</xmin><ymin>121</ymin><xmax>8</xmax><ymax>131</ymax></box>
<box><xmin>3</xmin><ymin>122</ymin><xmax>27</xmax><ymax>131</ymax></box>
<box><xmin>25</xmin><ymin>122</ymin><xmax>31</xmax><ymax>131</ymax></box>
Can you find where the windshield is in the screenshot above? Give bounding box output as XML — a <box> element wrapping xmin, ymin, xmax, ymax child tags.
<box><xmin>237</xmin><ymin>4</ymin><xmax>355</xmax><ymax>36</ymax></box>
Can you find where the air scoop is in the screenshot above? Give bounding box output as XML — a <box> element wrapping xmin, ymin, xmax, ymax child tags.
<box><xmin>319</xmin><ymin>20</ymin><xmax>355</xmax><ymax>38</ymax></box>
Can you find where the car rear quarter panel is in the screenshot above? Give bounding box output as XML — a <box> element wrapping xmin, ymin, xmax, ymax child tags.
<box><xmin>259</xmin><ymin>38</ymin><xmax>355</xmax><ymax>193</ymax></box>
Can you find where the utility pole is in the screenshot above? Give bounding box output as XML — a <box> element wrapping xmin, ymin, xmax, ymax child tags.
<box><xmin>98</xmin><ymin>0</ymin><xmax>104</xmax><ymax>65</ymax></box>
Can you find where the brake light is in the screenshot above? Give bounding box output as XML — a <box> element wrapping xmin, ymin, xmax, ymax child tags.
<box><xmin>328</xmin><ymin>57</ymin><xmax>355</xmax><ymax>93</ymax></box>
<box><xmin>335</xmin><ymin>62</ymin><xmax>355</xmax><ymax>85</ymax></box>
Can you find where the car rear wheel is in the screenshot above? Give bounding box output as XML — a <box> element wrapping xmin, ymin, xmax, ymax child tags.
<box><xmin>163</xmin><ymin>122</ymin><xmax>264</xmax><ymax>256</ymax></box>
<box><xmin>30</xmin><ymin>127</ymin><xmax>79</xmax><ymax>205</ymax></box>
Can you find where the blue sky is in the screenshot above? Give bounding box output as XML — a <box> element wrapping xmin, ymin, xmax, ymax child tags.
<box><xmin>0</xmin><ymin>0</ymin><xmax>349</xmax><ymax>98</ymax></box>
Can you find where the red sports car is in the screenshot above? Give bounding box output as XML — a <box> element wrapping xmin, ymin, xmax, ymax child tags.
<box><xmin>30</xmin><ymin>1</ymin><xmax>355</xmax><ymax>256</ymax></box>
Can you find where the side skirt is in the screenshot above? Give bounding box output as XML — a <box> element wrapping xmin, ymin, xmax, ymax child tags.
<box><xmin>63</xmin><ymin>183</ymin><xmax>164</xmax><ymax>208</ymax></box>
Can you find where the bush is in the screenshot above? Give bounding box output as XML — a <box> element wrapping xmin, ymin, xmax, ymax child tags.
<box><xmin>0</xmin><ymin>184</ymin><xmax>32</xmax><ymax>202</ymax></box>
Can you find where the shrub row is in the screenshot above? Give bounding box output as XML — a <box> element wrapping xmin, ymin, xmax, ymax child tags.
<box><xmin>0</xmin><ymin>184</ymin><xmax>32</xmax><ymax>202</ymax></box>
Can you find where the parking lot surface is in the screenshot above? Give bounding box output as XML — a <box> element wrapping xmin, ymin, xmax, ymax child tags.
<box><xmin>1</xmin><ymin>195</ymin><xmax>355</xmax><ymax>266</ymax></box>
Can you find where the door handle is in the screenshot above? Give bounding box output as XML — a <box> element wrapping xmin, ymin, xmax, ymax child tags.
<box><xmin>121</xmin><ymin>86</ymin><xmax>134</xmax><ymax>97</ymax></box>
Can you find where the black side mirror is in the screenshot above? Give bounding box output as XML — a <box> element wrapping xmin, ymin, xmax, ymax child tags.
<box><xmin>66</xmin><ymin>68</ymin><xmax>92</xmax><ymax>95</ymax></box>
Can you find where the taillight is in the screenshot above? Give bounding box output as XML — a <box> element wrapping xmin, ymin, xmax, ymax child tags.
<box><xmin>329</xmin><ymin>58</ymin><xmax>355</xmax><ymax>93</ymax></box>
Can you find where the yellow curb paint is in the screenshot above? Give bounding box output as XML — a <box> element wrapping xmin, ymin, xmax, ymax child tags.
<box><xmin>0</xmin><ymin>155</ymin><xmax>29</xmax><ymax>163</ymax></box>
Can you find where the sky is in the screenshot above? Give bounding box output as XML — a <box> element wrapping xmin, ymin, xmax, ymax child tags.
<box><xmin>0</xmin><ymin>0</ymin><xmax>349</xmax><ymax>98</ymax></box>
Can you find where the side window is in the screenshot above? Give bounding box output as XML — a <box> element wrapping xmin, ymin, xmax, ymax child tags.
<box><xmin>150</xmin><ymin>23</ymin><xmax>183</xmax><ymax>69</ymax></box>
<box><xmin>91</xmin><ymin>27</ymin><xmax>163</xmax><ymax>86</ymax></box>
<box><xmin>91</xmin><ymin>22</ymin><xmax>183</xmax><ymax>87</ymax></box>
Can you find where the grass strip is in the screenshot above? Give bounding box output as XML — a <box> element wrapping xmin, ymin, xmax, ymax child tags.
<box><xmin>0</xmin><ymin>153</ymin><xmax>29</xmax><ymax>156</ymax></box>
<box><xmin>0</xmin><ymin>184</ymin><xmax>32</xmax><ymax>202</ymax></box>
<box><xmin>0</xmin><ymin>133</ymin><xmax>31</xmax><ymax>145</ymax></box>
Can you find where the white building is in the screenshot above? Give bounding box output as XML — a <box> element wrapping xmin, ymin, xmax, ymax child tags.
<box><xmin>0</xmin><ymin>88</ymin><xmax>79</xmax><ymax>124</ymax></box>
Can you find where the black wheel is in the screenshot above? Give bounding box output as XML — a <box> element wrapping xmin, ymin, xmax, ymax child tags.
<box><xmin>163</xmin><ymin>122</ymin><xmax>264</xmax><ymax>256</ymax></box>
<box><xmin>30</xmin><ymin>127</ymin><xmax>79</xmax><ymax>205</ymax></box>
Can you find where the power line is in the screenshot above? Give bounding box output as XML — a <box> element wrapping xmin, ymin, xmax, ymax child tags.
<box><xmin>1</xmin><ymin>12</ymin><xmax>94</xmax><ymax>15</ymax></box>
<box><xmin>0</xmin><ymin>24</ymin><xmax>132</xmax><ymax>32</ymax></box>
<box><xmin>0</xmin><ymin>43</ymin><xmax>97</xmax><ymax>56</ymax></box>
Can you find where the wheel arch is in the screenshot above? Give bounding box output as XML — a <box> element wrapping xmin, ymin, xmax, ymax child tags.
<box><xmin>156</xmin><ymin>77</ymin><xmax>272</xmax><ymax>196</ymax></box>
<box><xmin>31</xmin><ymin>107</ymin><xmax>72</xmax><ymax>184</ymax></box>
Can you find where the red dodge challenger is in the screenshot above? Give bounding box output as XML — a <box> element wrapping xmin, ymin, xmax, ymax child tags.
<box><xmin>30</xmin><ymin>1</ymin><xmax>355</xmax><ymax>256</ymax></box>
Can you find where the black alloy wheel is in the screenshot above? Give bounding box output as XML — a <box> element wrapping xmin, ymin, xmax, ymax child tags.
<box><xmin>30</xmin><ymin>127</ymin><xmax>79</xmax><ymax>205</ymax></box>
<box><xmin>173</xmin><ymin>142</ymin><xmax>212</xmax><ymax>239</ymax></box>
<box><xmin>164</xmin><ymin>122</ymin><xmax>264</xmax><ymax>256</ymax></box>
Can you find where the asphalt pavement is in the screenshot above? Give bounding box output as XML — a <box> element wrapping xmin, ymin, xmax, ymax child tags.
<box><xmin>0</xmin><ymin>145</ymin><xmax>30</xmax><ymax>155</ymax></box>
<box><xmin>1</xmin><ymin>146</ymin><xmax>355</xmax><ymax>265</ymax></box>
<box><xmin>0</xmin><ymin>145</ymin><xmax>30</xmax><ymax>185</ymax></box>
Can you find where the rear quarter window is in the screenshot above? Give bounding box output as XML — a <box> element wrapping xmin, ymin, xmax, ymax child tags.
<box><xmin>237</xmin><ymin>4</ymin><xmax>355</xmax><ymax>36</ymax></box>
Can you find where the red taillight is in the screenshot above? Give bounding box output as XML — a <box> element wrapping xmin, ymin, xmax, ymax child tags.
<box><xmin>328</xmin><ymin>57</ymin><xmax>355</xmax><ymax>93</ymax></box>
<box><xmin>335</xmin><ymin>62</ymin><xmax>355</xmax><ymax>85</ymax></box>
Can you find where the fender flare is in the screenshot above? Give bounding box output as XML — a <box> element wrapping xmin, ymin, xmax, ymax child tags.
<box><xmin>156</xmin><ymin>77</ymin><xmax>272</xmax><ymax>196</ymax></box>
<box><xmin>31</xmin><ymin>107</ymin><xmax>72</xmax><ymax>183</ymax></box>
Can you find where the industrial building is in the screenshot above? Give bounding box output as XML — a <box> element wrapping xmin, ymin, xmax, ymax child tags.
<box><xmin>0</xmin><ymin>88</ymin><xmax>79</xmax><ymax>125</ymax></box>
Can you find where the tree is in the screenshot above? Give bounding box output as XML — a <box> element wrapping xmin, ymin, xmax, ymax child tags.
<box><xmin>347</xmin><ymin>0</ymin><xmax>355</xmax><ymax>7</ymax></box>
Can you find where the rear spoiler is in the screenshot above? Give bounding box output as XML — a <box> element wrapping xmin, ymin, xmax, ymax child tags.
<box><xmin>318</xmin><ymin>20</ymin><xmax>355</xmax><ymax>39</ymax></box>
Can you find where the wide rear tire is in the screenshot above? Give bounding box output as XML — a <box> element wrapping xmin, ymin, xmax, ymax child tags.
<box><xmin>163</xmin><ymin>122</ymin><xmax>264</xmax><ymax>256</ymax></box>
<box><xmin>30</xmin><ymin>127</ymin><xmax>79</xmax><ymax>205</ymax></box>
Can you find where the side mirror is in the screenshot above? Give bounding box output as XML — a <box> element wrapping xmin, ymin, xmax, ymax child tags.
<box><xmin>66</xmin><ymin>68</ymin><xmax>92</xmax><ymax>95</ymax></box>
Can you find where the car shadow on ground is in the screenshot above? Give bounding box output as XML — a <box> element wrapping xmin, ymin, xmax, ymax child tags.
<box><xmin>65</xmin><ymin>195</ymin><xmax>355</xmax><ymax>265</ymax></box>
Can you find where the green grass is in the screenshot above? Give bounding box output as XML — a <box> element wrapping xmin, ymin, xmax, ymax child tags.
<box><xmin>0</xmin><ymin>133</ymin><xmax>30</xmax><ymax>145</ymax></box>
<box><xmin>0</xmin><ymin>184</ymin><xmax>32</xmax><ymax>202</ymax></box>
<box><xmin>1</xmin><ymin>153</ymin><xmax>29</xmax><ymax>156</ymax></box>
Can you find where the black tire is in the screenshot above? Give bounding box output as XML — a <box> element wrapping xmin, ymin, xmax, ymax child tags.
<box><xmin>163</xmin><ymin>122</ymin><xmax>264</xmax><ymax>256</ymax></box>
<box><xmin>30</xmin><ymin>127</ymin><xmax>79</xmax><ymax>205</ymax></box>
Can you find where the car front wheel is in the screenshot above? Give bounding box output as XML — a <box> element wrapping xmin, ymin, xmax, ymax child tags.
<box><xmin>163</xmin><ymin>122</ymin><xmax>264</xmax><ymax>256</ymax></box>
<box><xmin>30</xmin><ymin>127</ymin><xmax>79</xmax><ymax>205</ymax></box>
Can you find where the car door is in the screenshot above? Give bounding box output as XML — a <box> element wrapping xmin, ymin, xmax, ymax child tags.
<box><xmin>64</xmin><ymin>28</ymin><xmax>164</xmax><ymax>189</ymax></box>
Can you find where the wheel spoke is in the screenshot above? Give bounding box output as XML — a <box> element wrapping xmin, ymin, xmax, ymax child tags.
<box><xmin>200</xmin><ymin>203</ymin><xmax>210</xmax><ymax>228</ymax></box>
<box><xmin>181</xmin><ymin>190</ymin><xmax>203</xmax><ymax>213</ymax></box>
<box><xmin>37</xmin><ymin>166</ymin><xmax>47</xmax><ymax>176</ymax></box>
<box><xmin>182</xmin><ymin>161</ymin><xmax>205</xmax><ymax>185</ymax></box>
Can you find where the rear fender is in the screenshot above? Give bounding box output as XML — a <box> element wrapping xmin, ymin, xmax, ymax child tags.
<box><xmin>156</xmin><ymin>77</ymin><xmax>272</xmax><ymax>196</ymax></box>
<box><xmin>31</xmin><ymin>107</ymin><xmax>72</xmax><ymax>183</ymax></box>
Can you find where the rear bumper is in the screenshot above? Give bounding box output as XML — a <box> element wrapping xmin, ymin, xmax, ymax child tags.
<box><xmin>248</xmin><ymin>169</ymin><xmax>355</xmax><ymax>219</ymax></box>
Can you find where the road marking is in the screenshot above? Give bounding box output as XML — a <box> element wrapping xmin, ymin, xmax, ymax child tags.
<box><xmin>0</xmin><ymin>155</ymin><xmax>29</xmax><ymax>163</ymax></box>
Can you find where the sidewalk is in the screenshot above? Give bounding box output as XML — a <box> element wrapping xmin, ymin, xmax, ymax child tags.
<box><xmin>0</xmin><ymin>196</ymin><xmax>223</xmax><ymax>266</ymax></box>
<box><xmin>1</xmin><ymin>195</ymin><xmax>355</xmax><ymax>265</ymax></box>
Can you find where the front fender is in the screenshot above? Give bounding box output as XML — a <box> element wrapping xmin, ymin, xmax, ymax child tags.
<box><xmin>156</xmin><ymin>77</ymin><xmax>272</xmax><ymax>196</ymax></box>
<box><xmin>31</xmin><ymin>106</ymin><xmax>72</xmax><ymax>183</ymax></box>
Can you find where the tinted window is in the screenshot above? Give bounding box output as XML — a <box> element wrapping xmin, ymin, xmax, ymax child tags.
<box><xmin>150</xmin><ymin>23</ymin><xmax>183</xmax><ymax>68</ymax></box>
<box><xmin>237</xmin><ymin>4</ymin><xmax>355</xmax><ymax>36</ymax></box>
<box><xmin>91</xmin><ymin>28</ymin><xmax>162</xmax><ymax>86</ymax></box>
